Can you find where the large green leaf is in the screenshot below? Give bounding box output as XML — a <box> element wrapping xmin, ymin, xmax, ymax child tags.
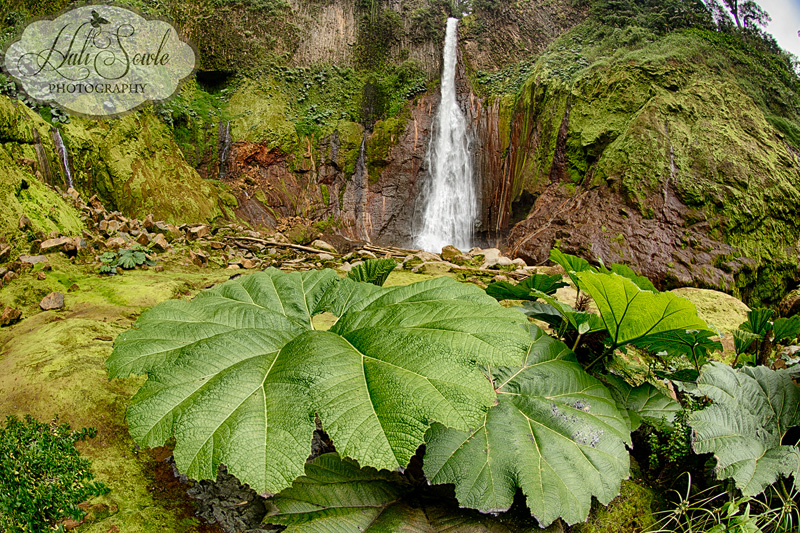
<box><xmin>485</xmin><ymin>274</ymin><xmax>567</xmax><ymax>302</ymax></box>
<box><xmin>740</xmin><ymin>308</ymin><xmax>775</xmax><ymax>337</ymax></box>
<box><xmin>107</xmin><ymin>269</ymin><xmax>530</xmax><ymax>495</ymax></box>
<box><xmin>597</xmin><ymin>262</ymin><xmax>658</xmax><ymax>292</ymax></box>
<box><xmin>603</xmin><ymin>374</ymin><xmax>680</xmax><ymax>431</ymax></box>
<box><xmin>632</xmin><ymin>329</ymin><xmax>723</xmax><ymax>370</ymax></box>
<box><xmin>424</xmin><ymin>325</ymin><xmax>630</xmax><ymax>527</ymax></box>
<box><xmin>264</xmin><ymin>453</ymin><xmax>525</xmax><ymax>532</ymax></box>
<box><xmin>575</xmin><ymin>271</ymin><xmax>709</xmax><ymax>349</ymax></box>
<box><xmin>772</xmin><ymin>315</ymin><xmax>800</xmax><ymax>344</ymax></box>
<box><xmin>549</xmin><ymin>249</ymin><xmax>594</xmax><ymax>288</ymax></box>
<box><xmin>689</xmin><ymin>363</ymin><xmax>800</xmax><ymax>496</ymax></box>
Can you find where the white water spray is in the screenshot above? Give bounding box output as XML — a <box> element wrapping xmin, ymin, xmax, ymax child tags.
<box><xmin>415</xmin><ymin>17</ymin><xmax>477</xmax><ymax>252</ymax></box>
<box><xmin>53</xmin><ymin>129</ymin><xmax>73</xmax><ymax>189</ymax></box>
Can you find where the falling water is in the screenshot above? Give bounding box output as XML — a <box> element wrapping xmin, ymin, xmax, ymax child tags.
<box><xmin>53</xmin><ymin>129</ymin><xmax>73</xmax><ymax>189</ymax></box>
<box><xmin>218</xmin><ymin>120</ymin><xmax>232</xmax><ymax>179</ymax></box>
<box><xmin>415</xmin><ymin>17</ymin><xmax>477</xmax><ymax>252</ymax></box>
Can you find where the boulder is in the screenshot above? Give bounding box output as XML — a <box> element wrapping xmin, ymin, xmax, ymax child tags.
<box><xmin>285</xmin><ymin>225</ymin><xmax>320</xmax><ymax>246</ymax></box>
<box><xmin>310</xmin><ymin>239</ymin><xmax>338</xmax><ymax>253</ymax></box>
<box><xmin>39</xmin><ymin>292</ymin><xmax>65</xmax><ymax>311</ymax></box>
<box><xmin>150</xmin><ymin>233</ymin><xmax>170</xmax><ymax>252</ymax></box>
<box><xmin>19</xmin><ymin>255</ymin><xmax>48</xmax><ymax>266</ymax></box>
<box><xmin>0</xmin><ymin>307</ymin><xmax>22</xmax><ymax>327</ymax></box>
<box><xmin>39</xmin><ymin>236</ymin><xmax>74</xmax><ymax>254</ymax></box>
<box><xmin>105</xmin><ymin>237</ymin><xmax>127</xmax><ymax>250</ymax></box>
<box><xmin>413</xmin><ymin>262</ymin><xmax>452</xmax><ymax>276</ymax></box>
<box><xmin>440</xmin><ymin>245</ymin><xmax>462</xmax><ymax>262</ymax></box>
<box><xmin>189</xmin><ymin>250</ymin><xmax>209</xmax><ymax>268</ymax></box>
<box><xmin>780</xmin><ymin>289</ymin><xmax>800</xmax><ymax>318</ymax></box>
<box><xmin>317</xmin><ymin>253</ymin><xmax>334</xmax><ymax>261</ymax></box>
<box><xmin>188</xmin><ymin>225</ymin><xmax>210</xmax><ymax>240</ymax></box>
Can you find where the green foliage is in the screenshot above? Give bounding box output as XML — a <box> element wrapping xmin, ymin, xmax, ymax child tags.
<box><xmin>641</xmin><ymin>395</ymin><xmax>705</xmax><ymax>473</ymax></box>
<box><xmin>263</xmin><ymin>452</ymin><xmax>533</xmax><ymax>531</ymax></box>
<box><xmin>689</xmin><ymin>363</ymin><xmax>800</xmax><ymax>497</ymax></box>
<box><xmin>346</xmin><ymin>258</ymin><xmax>397</xmax><ymax>286</ymax></box>
<box><xmin>576</xmin><ymin>271</ymin><xmax>710</xmax><ymax>353</ymax></box>
<box><xmin>485</xmin><ymin>273</ymin><xmax>567</xmax><ymax>301</ymax></box>
<box><xmin>603</xmin><ymin>374</ymin><xmax>680</xmax><ymax>431</ymax></box>
<box><xmin>740</xmin><ymin>308</ymin><xmax>775</xmax><ymax>337</ymax></box>
<box><xmin>107</xmin><ymin>269</ymin><xmax>530</xmax><ymax>496</ymax></box>
<box><xmin>590</xmin><ymin>0</ymin><xmax>713</xmax><ymax>34</ymax></box>
<box><xmin>0</xmin><ymin>415</ymin><xmax>109</xmax><ymax>533</ymax></box>
<box><xmin>424</xmin><ymin>324</ymin><xmax>631</xmax><ymax>527</ymax></box>
<box><xmin>98</xmin><ymin>245</ymin><xmax>155</xmax><ymax>275</ymax></box>
<box><xmin>735</xmin><ymin>309</ymin><xmax>800</xmax><ymax>366</ymax></box>
<box><xmin>632</xmin><ymin>329</ymin><xmax>723</xmax><ymax>372</ymax></box>
<box><xmin>550</xmin><ymin>248</ymin><xmax>594</xmax><ymax>290</ymax></box>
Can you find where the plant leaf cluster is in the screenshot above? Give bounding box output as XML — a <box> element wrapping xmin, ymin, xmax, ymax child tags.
<box><xmin>98</xmin><ymin>245</ymin><xmax>156</xmax><ymax>275</ymax></box>
<box><xmin>0</xmin><ymin>415</ymin><xmax>109</xmax><ymax>532</ymax></box>
<box><xmin>108</xmin><ymin>262</ymin><xmax>639</xmax><ymax>527</ymax></box>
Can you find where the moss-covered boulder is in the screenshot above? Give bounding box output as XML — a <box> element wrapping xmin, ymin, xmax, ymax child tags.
<box><xmin>571</xmin><ymin>479</ymin><xmax>657</xmax><ymax>533</ymax></box>
<box><xmin>60</xmin><ymin>112</ymin><xmax>222</xmax><ymax>225</ymax></box>
<box><xmin>0</xmin><ymin>97</ymin><xmax>83</xmax><ymax>260</ymax></box>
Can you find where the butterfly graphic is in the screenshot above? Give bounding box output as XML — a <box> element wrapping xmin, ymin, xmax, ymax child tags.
<box><xmin>89</xmin><ymin>10</ymin><xmax>109</xmax><ymax>28</ymax></box>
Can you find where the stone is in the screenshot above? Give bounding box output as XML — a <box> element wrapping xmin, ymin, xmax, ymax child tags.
<box><xmin>0</xmin><ymin>244</ymin><xmax>9</xmax><ymax>262</ymax></box>
<box><xmin>136</xmin><ymin>232</ymin><xmax>151</xmax><ymax>246</ymax></box>
<box><xmin>3</xmin><ymin>271</ymin><xmax>18</xmax><ymax>284</ymax></box>
<box><xmin>339</xmin><ymin>262</ymin><xmax>352</xmax><ymax>272</ymax></box>
<box><xmin>780</xmin><ymin>289</ymin><xmax>800</xmax><ymax>318</ymax></box>
<box><xmin>19</xmin><ymin>255</ymin><xmax>48</xmax><ymax>265</ymax></box>
<box><xmin>105</xmin><ymin>237</ymin><xmax>126</xmax><ymax>250</ymax></box>
<box><xmin>440</xmin><ymin>245</ymin><xmax>462</xmax><ymax>262</ymax></box>
<box><xmin>39</xmin><ymin>292</ymin><xmax>65</xmax><ymax>311</ymax></box>
<box><xmin>512</xmin><ymin>257</ymin><xmax>527</xmax><ymax>268</ymax></box>
<box><xmin>310</xmin><ymin>239</ymin><xmax>338</xmax><ymax>253</ymax></box>
<box><xmin>317</xmin><ymin>253</ymin><xmax>334</xmax><ymax>261</ymax></box>
<box><xmin>105</xmin><ymin>220</ymin><xmax>123</xmax><ymax>234</ymax></box>
<box><xmin>189</xmin><ymin>250</ymin><xmax>208</xmax><ymax>267</ymax></box>
<box><xmin>18</xmin><ymin>215</ymin><xmax>31</xmax><ymax>231</ymax></box>
<box><xmin>39</xmin><ymin>236</ymin><xmax>73</xmax><ymax>254</ymax></box>
<box><xmin>187</xmin><ymin>225</ymin><xmax>210</xmax><ymax>240</ymax></box>
<box><xmin>0</xmin><ymin>307</ymin><xmax>22</xmax><ymax>326</ymax></box>
<box><xmin>143</xmin><ymin>214</ymin><xmax>155</xmax><ymax>231</ymax></box>
<box><xmin>285</xmin><ymin>224</ymin><xmax>320</xmax><ymax>246</ymax></box>
<box><xmin>494</xmin><ymin>256</ymin><xmax>514</xmax><ymax>267</ymax></box>
<box><xmin>150</xmin><ymin>233</ymin><xmax>170</xmax><ymax>252</ymax></box>
<box><xmin>413</xmin><ymin>261</ymin><xmax>452</xmax><ymax>275</ymax></box>
<box><xmin>154</xmin><ymin>265</ymin><xmax>165</xmax><ymax>272</ymax></box>
<box><xmin>37</xmin><ymin>272</ymin><xmax>47</xmax><ymax>280</ymax></box>
<box><xmin>240</xmin><ymin>258</ymin><xmax>257</xmax><ymax>269</ymax></box>
<box><xmin>226</xmin><ymin>264</ymin><xmax>241</xmax><ymax>270</ymax></box>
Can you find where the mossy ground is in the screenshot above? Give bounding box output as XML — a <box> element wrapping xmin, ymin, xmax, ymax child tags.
<box><xmin>0</xmin><ymin>255</ymin><xmax>232</xmax><ymax>532</ymax></box>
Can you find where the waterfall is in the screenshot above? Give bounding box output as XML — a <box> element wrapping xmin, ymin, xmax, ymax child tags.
<box><xmin>415</xmin><ymin>17</ymin><xmax>477</xmax><ymax>252</ymax></box>
<box><xmin>218</xmin><ymin>120</ymin><xmax>232</xmax><ymax>179</ymax></box>
<box><xmin>52</xmin><ymin>129</ymin><xmax>73</xmax><ymax>189</ymax></box>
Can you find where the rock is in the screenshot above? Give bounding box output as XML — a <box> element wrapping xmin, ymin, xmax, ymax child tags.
<box><xmin>358</xmin><ymin>250</ymin><xmax>378</xmax><ymax>260</ymax></box>
<box><xmin>105</xmin><ymin>237</ymin><xmax>126</xmax><ymax>250</ymax></box>
<box><xmin>0</xmin><ymin>307</ymin><xmax>22</xmax><ymax>327</ymax></box>
<box><xmin>189</xmin><ymin>250</ymin><xmax>208</xmax><ymax>267</ymax></box>
<box><xmin>187</xmin><ymin>225</ymin><xmax>210</xmax><ymax>240</ymax></box>
<box><xmin>317</xmin><ymin>253</ymin><xmax>334</xmax><ymax>261</ymax></box>
<box><xmin>285</xmin><ymin>224</ymin><xmax>320</xmax><ymax>246</ymax></box>
<box><xmin>136</xmin><ymin>232</ymin><xmax>151</xmax><ymax>246</ymax></box>
<box><xmin>143</xmin><ymin>214</ymin><xmax>155</xmax><ymax>232</ymax></box>
<box><xmin>441</xmin><ymin>245</ymin><xmax>462</xmax><ymax>262</ymax></box>
<box><xmin>780</xmin><ymin>289</ymin><xmax>800</xmax><ymax>318</ymax></box>
<box><xmin>240</xmin><ymin>258</ymin><xmax>257</xmax><ymax>269</ymax></box>
<box><xmin>154</xmin><ymin>265</ymin><xmax>165</xmax><ymax>272</ymax></box>
<box><xmin>18</xmin><ymin>216</ymin><xmax>31</xmax><ymax>231</ymax></box>
<box><xmin>413</xmin><ymin>261</ymin><xmax>452</xmax><ymax>275</ymax></box>
<box><xmin>487</xmin><ymin>256</ymin><xmax>514</xmax><ymax>269</ymax></box>
<box><xmin>19</xmin><ymin>255</ymin><xmax>47</xmax><ymax>265</ymax></box>
<box><xmin>310</xmin><ymin>239</ymin><xmax>338</xmax><ymax>253</ymax></box>
<box><xmin>0</xmin><ymin>244</ymin><xmax>9</xmax><ymax>262</ymax></box>
<box><xmin>150</xmin><ymin>233</ymin><xmax>170</xmax><ymax>252</ymax></box>
<box><xmin>339</xmin><ymin>262</ymin><xmax>352</xmax><ymax>272</ymax></box>
<box><xmin>39</xmin><ymin>292</ymin><xmax>65</xmax><ymax>311</ymax></box>
<box><xmin>226</xmin><ymin>264</ymin><xmax>241</xmax><ymax>269</ymax></box>
<box><xmin>39</xmin><ymin>236</ymin><xmax>73</xmax><ymax>254</ymax></box>
<box><xmin>37</xmin><ymin>272</ymin><xmax>47</xmax><ymax>280</ymax></box>
<box><xmin>512</xmin><ymin>257</ymin><xmax>527</xmax><ymax>268</ymax></box>
<box><xmin>3</xmin><ymin>271</ymin><xmax>18</xmax><ymax>284</ymax></box>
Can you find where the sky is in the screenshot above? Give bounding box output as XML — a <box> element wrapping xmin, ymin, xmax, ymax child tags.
<box><xmin>759</xmin><ymin>0</ymin><xmax>800</xmax><ymax>58</ymax></box>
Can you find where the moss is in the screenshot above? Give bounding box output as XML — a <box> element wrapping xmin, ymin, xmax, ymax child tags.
<box><xmin>0</xmin><ymin>255</ymin><xmax>232</xmax><ymax>532</ymax></box>
<box><xmin>59</xmin><ymin>111</ymin><xmax>221</xmax><ymax>225</ymax></box>
<box><xmin>0</xmin><ymin>97</ymin><xmax>84</xmax><ymax>260</ymax></box>
<box><xmin>366</xmin><ymin>107</ymin><xmax>411</xmax><ymax>183</ymax></box>
<box><xmin>571</xmin><ymin>479</ymin><xmax>657</xmax><ymax>533</ymax></box>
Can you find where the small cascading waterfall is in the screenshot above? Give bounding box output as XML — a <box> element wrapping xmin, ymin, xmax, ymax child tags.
<box><xmin>218</xmin><ymin>120</ymin><xmax>232</xmax><ymax>179</ymax></box>
<box><xmin>52</xmin><ymin>129</ymin><xmax>73</xmax><ymax>189</ymax></box>
<box><xmin>415</xmin><ymin>17</ymin><xmax>477</xmax><ymax>252</ymax></box>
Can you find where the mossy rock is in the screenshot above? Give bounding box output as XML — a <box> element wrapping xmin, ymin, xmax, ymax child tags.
<box><xmin>60</xmin><ymin>112</ymin><xmax>222</xmax><ymax>225</ymax></box>
<box><xmin>571</xmin><ymin>479</ymin><xmax>657</xmax><ymax>533</ymax></box>
<box><xmin>672</xmin><ymin>287</ymin><xmax>750</xmax><ymax>359</ymax></box>
<box><xmin>0</xmin><ymin>97</ymin><xmax>84</xmax><ymax>261</ymax></box>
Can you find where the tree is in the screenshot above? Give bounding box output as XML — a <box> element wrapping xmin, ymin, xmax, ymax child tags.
<box><xmin>721</xmin><ymin>0</ymin><xmax>770</xmax><ymax>30</ymax></box>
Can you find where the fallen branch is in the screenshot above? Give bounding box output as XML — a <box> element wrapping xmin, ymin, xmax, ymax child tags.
<box><xmin>224</xmin><ymin>236</ymin><xmax>334</xmax><ymax>255</ymax></box>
